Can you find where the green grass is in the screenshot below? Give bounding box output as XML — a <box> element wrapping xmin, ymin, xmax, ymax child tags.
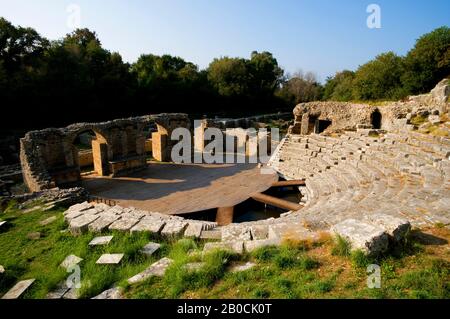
<box><xmin>1</xmin><ymin>202</ymin><xmax>449</xmax><ymax>299</ymax></box>
<box><xmin>331</xmin><ymin>235</ymin><xmax>351</xmax><ymax>257</ymax></box>
<box><xmin>410</xmin><ymin>114</ymin><xmax>428</xmax><ymax>126</ymax></box>
<box><xmin>0</xmin><ymin>202</ymin><xmax>186</xmax><ymax>298</ymax></box>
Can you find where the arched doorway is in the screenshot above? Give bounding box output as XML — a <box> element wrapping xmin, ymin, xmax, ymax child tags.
<box><xmin>371</xmin><ymin>109</ymin><xmax>382</xmax><ymax>129</ymax></box>
<box><xmin>144</xmin><ymin>122</ymin><xmax>158</xmax><ymax>159</ymax></box>
<box><xmin>314</xmin><ymin>119</ymin><xmax>332</xmax><ymax>134</ymax></box>
<box><xmin>72</xmin><ymin>129</ymin><xmax>109</xmax><ymax>177</ymax></box>
<box><xmin>73</xmin><ymin>131</ymin><xmax>95</xmax><ymax>173</ymax></box>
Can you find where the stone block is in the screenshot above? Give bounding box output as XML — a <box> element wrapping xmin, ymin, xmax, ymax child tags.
<box><xmin>1</xmin><ymin>279</ymin><xmax>35</xmax><ymax>299</ymax></box>
<box><xmin>127</xmin><ymin>257</ymin><xmax>173</xmax><ymax>284</ymax></box>
<box><xmin>108</xmin><ymin>216</ymin><xmax>141</xmax><ymax>231</ymax></box>
<box><xmin>96</xmin><ymin>254</ymin><xmax>124</xmax><ymax>264</ymax></box>
<box><xmin>199</xmin><ymin>229</ymin><xmax>222</xmax><ymax>240</ymax></box>
<box><xmin>93</xmin><ymin>203</ymin><xmax>111</xmax><ymax>212</ymax></box>
<box><xmin>64</xmin><ymin>210</ymin><xmax>85</xmax><ymax>222</ymax></box>
<box><xmin>222</xmin><ymin>225</ymin><xmax>252</xmax><ymax>241</ymax></box>
<box><xmin>203</xmin><ymin>241</ymin><xmax>244</xmax><ymax>254</ymax></box>
<box><xmin>184</xmin><ymin>222</ymin><xmax>204</xmax><ymax>238</ymax></box>
<box><xmin>141</xmin><ymin>242</ymin><xmax>161</xmax><ymax>256</ymax></box>
<box><xmin>62</xmin><ymin>287</ymin><xmax>79</xmax><ymax>299</ymax></box>
<box><xmin>130</xmin><ymin>216</ymin><xmax>166</xmax><ymax>234</ymax></box>
<box><xmin>331</xmin><ymin>219</ymin><xmax>389</xmax><ymax>255</ymax></box>
<box><xmin>46</xmin><ymin>282</ymin><xmax>70</xmax><ymax>299</ymax></box>
<box><xmin>250</xmin><ymin>225</ymin><xmax>269</xmax><ymax>240</ymax></box>
<box><xmin>363</xmin><ymin>213</ymin><xmax>411</xmax><ymax>242</ymax></box>
<box><xmin>92</xmin><ymin>287</ymin><xmax>123</xmax><ymax>299</ymax></box>
<box><xmin>89</xmin><ymin>236</ymin><xmax>114</xmax><ymax>246</ymax></box>
<box><xmin>244</xmin><ymin>238</ymin><xmax>281</xmax><ymax>252</ymax></box>
<box><xmin>268</xmin><ymin>222</ymin><xmax>318</xmax><ymax>242</ymax></box>
<box><xmin>160</xmin><ymin>220</ymin><xmax>188</xmax><ymax>237</ymax></box>
<box><xmin>88</xmin><ymin>213</ymin><xmax>121</xmax><ymax>232</ymax></box>
<box><xmin>69</xmin><ymin>214</ymin><xmax>100</xmax><ymax>235</ymax></box>
<box><xmin>64</xmin><ymin>202</ymin><xmax>93</xmax><ymax>215</ymax></box>
<box><xmin>27</xmin><ymin>232</ymin><xmax>41</xmax><ymax>240</ymax></box>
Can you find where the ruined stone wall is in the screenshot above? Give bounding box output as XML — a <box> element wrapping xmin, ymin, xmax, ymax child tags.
<box><xmin>290</xmin><ymin>79</ymin><xmax>450</xmax><ymax>135</ymax></box>
<box><xmin>291</xmin><ymin>102</ymin><xmax>376</xmax><ymax>134</ymax></box>
<box><xmin>20</xmin><ymin>113</ymin><xmax>189</xmax><ymax>192</ymax></box>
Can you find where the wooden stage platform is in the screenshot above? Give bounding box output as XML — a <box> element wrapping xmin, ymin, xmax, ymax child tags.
<box><xmin>82</xmin><ymin>162</ymin><xmax>279</xmax><ymax>215</ymax></box>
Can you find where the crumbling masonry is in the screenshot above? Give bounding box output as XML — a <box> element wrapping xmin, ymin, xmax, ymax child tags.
<box><xmin>20</xmin><ymin>113</ymin><xmax>189</xmax><ymax>192</ymax></box>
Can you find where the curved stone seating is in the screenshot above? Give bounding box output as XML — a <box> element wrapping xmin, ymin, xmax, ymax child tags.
<box><xmin>268</xmin><ymin>130</ymin><xmax>450</xmax><ymax>229</ymax></box>
<box><xmin>60</xmin><ymin>129</ymin><xmax>448</xmax><ymax>256</ymax></box>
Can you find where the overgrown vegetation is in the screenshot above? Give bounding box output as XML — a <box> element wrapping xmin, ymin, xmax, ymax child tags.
<box><xmin>0</xmin><ymin>202</ymin><xmax>449</xmax><ymax>299</ymax></box>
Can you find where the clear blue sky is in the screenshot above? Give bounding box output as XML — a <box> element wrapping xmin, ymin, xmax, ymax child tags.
<box><xmin>1</xmin><ymin>0</ymin><xmax>449</xmax><ymax>81</ymax></box>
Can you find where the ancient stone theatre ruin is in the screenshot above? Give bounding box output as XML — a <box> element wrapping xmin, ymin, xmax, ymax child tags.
<box><xmin>17</xmin><ymin>79</ymin><xmax>450</xmax><ymax>256</ymax></box>
<box><xmin>20</xmin><ymin>113</ymin><xmax>190</xmax><ymax>192</ymax></box>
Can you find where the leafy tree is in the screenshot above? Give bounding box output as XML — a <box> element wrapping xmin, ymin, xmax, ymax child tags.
<box><xmin>0</xmin><ymin>17</ymin><xmax>49</xmax><ymax>74</ymax></box>
<box><xmin>133</xmin><ymin>54</ymin><xmax>198</xmax><ymax>86</ymax></box>
<box><xmin>207</xmin><ymin>57</ymin><xmax>250</xmax><ymax>97</ymax></box>
<box><xmin>131</xmin><ymin>54</ymin><xmax>203</xmax><ymax>111</ymax></box>
<box><xmin>322</xmin><ymin>70</ymin><xmax>355</xmax><ymax>101</ymax></box>
<box><xmin>402</xmin><ymin>26</ymin><xmax>450</xmax><ymax>94</ymax></box>
<box><xmin>276</xmin><ymin>71</ymin><xmax>322</xmax><ymax>105</ymax></box>
<box><xmin>248</xmin><ymin>51</ymin><xmax>284</xmax><ymax>98</ymax></box>
<box><xmin>352</xmin><ymin>52</ymin><xmax>405</xmax><ymax>100</ymax></box>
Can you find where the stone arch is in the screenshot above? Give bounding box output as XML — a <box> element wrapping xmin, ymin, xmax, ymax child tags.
<box><xmin>20</xmin><ymin>113</ymin><xmax>190</xmax><ymax>191</ymax></box>
<box><xmin>70</xmin><ymin>128</ymin><xmax>110</xmax><ymax>177</ymax></box>
<box><xmin>371</xmin><ymin>109</ymin><xmax>382</xmax><ymax>129</ymax></box>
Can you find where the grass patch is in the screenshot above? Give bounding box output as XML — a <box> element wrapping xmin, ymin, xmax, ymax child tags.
<box><xmin>1</xmin><ymin>202</ymin><xmax>449</xmax><ymax>299</ymax></box>
<box><xmin>410</xmin><ymin>114</ymin><xmax>428</xmax><ymax>126</ymax></box>
<box><xmin>331</xmin><ymin>236</ymin><xmax>351</xmax><ymax>257</ymax></box>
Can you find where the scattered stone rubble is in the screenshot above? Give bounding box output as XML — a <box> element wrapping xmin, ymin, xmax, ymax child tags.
<box><xmin>96</xmin><ymin>254</ymin><xmax>124</xmax><ymax>265</ymax></box>
<box><xmin>64</xmin><ymin>202</ymin><xmax>218</xmax><ymax>238</ymax></box>
<box><xmin>1</xmin><ymin>187</ymin><xmax>88</xmax><ymax>211</ymax></box>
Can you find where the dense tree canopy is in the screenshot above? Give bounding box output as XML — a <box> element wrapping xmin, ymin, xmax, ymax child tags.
<box><xmin>323</xmin><ymin>27</ymin><xmax>450</xmax><ymax>102</ymax></box>
<box><xmin>207</xmin><ymin>57</ymin><xmax>250</xmax><ymax>97</ymax></box>
<box><xmin>402</xmin><ymin>26</ymin><xmax>450</xmax><ymax>94</ymax></box>
<box><xmin>352</xmin><ymin>52</ymin><xmax>405</xmax><ymax>100</ymax></box>
<box><xmin>322</xmin><ymin>70</ymin><xmax>355</xmax><ymax>101</ymax></box>
<box><xmin>0</xmin><ymin>16</ymin><xmax>448</xmax><ymax>133</ymax></box>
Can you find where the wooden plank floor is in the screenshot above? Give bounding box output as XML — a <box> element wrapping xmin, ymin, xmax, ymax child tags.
<box><xmin>82</xmin><ymin>162</ymin><xmax>278</xmax><ymax>215</ymax></box>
